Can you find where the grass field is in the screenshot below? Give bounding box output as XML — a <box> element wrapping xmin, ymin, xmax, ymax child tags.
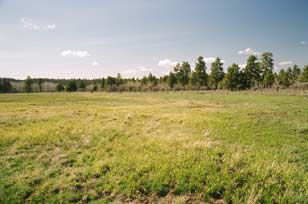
<box><xmin>1</xmin><ymin>91</ymin><xmax>308</xmax><ymax>204</ymax></box>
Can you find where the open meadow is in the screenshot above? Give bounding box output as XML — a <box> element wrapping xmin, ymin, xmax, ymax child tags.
<box><xmin>1</xmin><ymin>91</ymin><xmax>308</xmax><ymax>204</ymax></box>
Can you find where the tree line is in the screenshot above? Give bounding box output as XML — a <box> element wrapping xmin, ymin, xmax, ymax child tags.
<box><xmin>1</xmin><ymin>52</ymin><xmax>308</xmax><ymax>93</ymax></box>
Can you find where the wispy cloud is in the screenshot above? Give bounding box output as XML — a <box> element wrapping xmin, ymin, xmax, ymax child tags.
<box><xmin>158</xmin><ymin>59</ymin><xmax>178</xmax><ymax>68</ymax></box>
<box><xmin>44</xmin><ymin>24</ymin><xmax>56</xmax><ymax>31</ymax></box>
<box><xmin>61</xmin><ymin>50</ymin><xmax>90</xmax><ymax>58</ymax></box>
<box><xmin>301</xmin><ymin>41</ymin><xmax>306</xmax><ymax>45</ymax></box>
<box><xmin>123</xmin><ymin>66</ymin><xmax>153</xmax><ymax>76</ymax></box>
<box><xmin>20</xmin><ymin>18</ymin><xmax>56</xmax><ymax>31</ymax></box>
<box><xmin>238</xmin><ymin>48</ymin><xmax>259</xmax><ymax>55</ymax></box>
<box><xmin>91</xmin><ymin>61</ymin><xmax>100</xmax><ymax>66</ymax></box>
<box><xmin>20</xmin><ymin>18</ymin><xmax>40</xmax><ymax>30</ymax></box>
<box><xmin>138</xmin><ymin>66</ymin><xmax>153</xmax><ymax>72</ymax></box>
<box><xmin>278</xmin><ymin>61</ymin><xmax>293</xmax><ymax>66</ymax></box>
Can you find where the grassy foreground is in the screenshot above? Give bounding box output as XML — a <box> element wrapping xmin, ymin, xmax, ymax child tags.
<box><xmin>1</xmin><ymin>91</ymin><xmax>308</xmax><ymax>204</ymax></box>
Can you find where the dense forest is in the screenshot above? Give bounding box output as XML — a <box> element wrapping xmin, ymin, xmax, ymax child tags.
<box><xmin>1</xmin><ymin>52</ymin><xmax>308</xmax><ymax>93</ymax></box>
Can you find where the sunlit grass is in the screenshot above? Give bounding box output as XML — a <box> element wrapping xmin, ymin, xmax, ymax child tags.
<box><xmin>1</xmin><ymin>92</ymin><xmax>308</xmax><ymax>204</ymax></box>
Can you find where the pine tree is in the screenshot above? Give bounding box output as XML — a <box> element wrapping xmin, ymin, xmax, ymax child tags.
<box><xmin>191</xmin><ymin>56</ymin><xmax>208</xmax><ymax>88</ymax></box>
<box><xmin>263</xmin><ymin>70</ymin><xmax>275</xmax><ymax>88</ymax></box>
<box><xmin>0</xmin><ymin>79</ymin><xmax>12</xmax><ymax>93</ymax></box>
<box><xmin>168</xmin><ymin>72</ymin><xmax>177</xmax><ymax>89</ymax></box>
<box><xmin>56</xmin><ymin>83</ymin><xmax>64</xmax><ymax>92</ymax></box>
<box><xmin>260</xmin><ymin>52</ymin><xmax>274</xmax><ymax>87</ymax></box>
<box><xmin>210</xmin><ymin>57</ymin><xmax>224</xmax><ymax>89</ymax></box>
<box><xmin>24</xmin><ymin>76</ymin><xmax>33</xmax><ymax>93</ymax></box>
<box><xmin>38</xmin><ymin>78</ymin><xmax>43</xmax><ymax>92</ymax></box>
<box><xmin>291</xmin><ymin>65</ymin><xmax>301</xmax><ymax>82</ymax></box>
<box><xmin>176</xmin><ymin>62</ymin><xmax>191</xmax><ymax>88</ymax></box>
<box><xmin>299</xmin><ymin>65</ymin><xmax>308</xmax><ymax>82</ymax></box>
<box><xmin>244</xmin><ymin>55</ymin><xmax>260</xmax><ymax>88</ymax></box>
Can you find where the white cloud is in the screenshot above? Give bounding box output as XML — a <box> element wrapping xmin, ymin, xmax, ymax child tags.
<box><xmin>91</xmin><ymin>61</ymin><xmax>100</xmax><ymax>66</ymax></box>
<box><xmin>43</xmin><ymin>24</ymin><xmax>56</xmax><ymax>31</ymax></box>
<box><xmin>20</xmin><ymin>18</ymin><xmax>56</xmax><ymax>31</ymax></box>
<box><xmin>20</xmin><ymin>18</ymin><xmax>40</xmax><ymax>30</ymax></box>
<box><xmin>301</xmin><ymin>41</ymin><xmax>306</xmax><ymax>45</ymax></box>
<box><xmin>158</xmin><ymin>59</ymin><xmax>178</xmax><ymax>68</ymax></box>
<box><xmin>122</xmin><ymin>66</ymin><xmax>153</xmax><ymax>76</ymax></box>
<box><xmin>203</xmin><ymin>57</ymin><xmax>225</xmax><ymax>64</ymax></box>
<box><xmin>61</xmin><ymin>50</ymin><xmax>90</xmax><ymax>58</ymax></box>
<box><xmin>138</xmin><ymin>66</ymin><xmax>153</xmax><ymax>72</ymax></box>
<box><xmin>238</xmin><ymin>48</ymin><xmax>259</xmax><ymax>56</ymax></box>
<box><xmin>278</xmin><ymin>61</ymin><xmax>293</xmax><ymax>66</ymax></box>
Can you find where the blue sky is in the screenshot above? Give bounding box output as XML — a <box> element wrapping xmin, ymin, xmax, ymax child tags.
<box><xmin>0</xmin><ymin>0</ymin><xmax>307</xmax><ymax>79</ymax></box>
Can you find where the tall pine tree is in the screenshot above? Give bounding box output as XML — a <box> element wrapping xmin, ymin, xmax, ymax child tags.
<box><xmin>191</xmin><ymin>56</ymin><xmax>208</xmax><ymax>88</ymax></box>
<box><xmin>260</xmin><ymin>52</ymin><xmax>275</xmax><ymax>88</ymax></box>
<box><xmin>244</xmin><ymin>55</ymin><xmax>261</xmax><ymax>88</ymax></box>
<box><xmin>210</xmin><ymin>57</ymin><xmax>224</xmax><ymax>89</ymax></box>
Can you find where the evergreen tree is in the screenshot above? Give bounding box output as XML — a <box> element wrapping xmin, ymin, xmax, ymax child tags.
<box><xmin>299</xmin><ymin>65</ymin><xmax>308</xmax><ymax>82</ymax></box>
<box><xmin>244</xmin><ymin>55</ymin><xmax>261</xmax><ymax>88</ymax></box>
<box><xmin>168</xmin><ymin>72</ymin><xmax>177</xmax><ymax>89</ymax></box>
<box><xmin>277</xmin><ymin>69</ymin><xmax>292</xmax><ymax>87</ymax></box>
<box><xmin>175</xmin><ymin>62</ymin><xmax>191</xmax><ymax>88</ymax></box>
<box><xmin>24</xmin><ymin>76</ymin><xmax>33</xmax><ymax>93</ymax></box>
<box><xmin>116</xmin><ymin>73</ymin><xmax>123</xmax><ymax>86</ymax></box>
<box><xmin>106</xmin><ymin>76</ymin><xmax>117</xmax><ymax>86</ymax></box>
<box><xmin>101</xmin><ymin>78</ymin><xmax>106</xmax><ymax>89</ymax></box>
<box><xmin>147</xmin><ymin>73</ymin><xmax>158</xmax><ymax>86</ymax></box>
<box><xmin>237</xmin><ymin>70</ymin><xmax>249</xmax><ymax>90</ymax></box>
<box><xmin>56</xmin><ymin>83</ymin><xmax>64</xmax><ymax>92</ymax></box>
<box><xmin>0</xmin><ymin>79</ymin><xmax>13</xmax><ymax>93</ymax></box>
<box><xmin>79</xmin><ymin>81</ymin><xmax>86</xmax><ymax>90</ymax></box>
<box><xmin>191</xmin><ymin>56</ymin><xmax>208</xmax><ymax>88</ymax></box>
<box><xmin>291</xmin><ymin>65</ymin><xmax>301</xmax><ymax>82</ymax></box>
<box><xmin>210</xmin><ymin>57</ymin><xmax>224</xmax><ymax>89</ymax></box>
<box><xmin>285</xmin><ymin>67</ymin><xmax>294</xmax><ymax>87</ymax></box>
<box><xmin>277</xmin><ymin>69</ymin><xmax>285</xmax><ymax>85</ymax></box>
<box><xmin>260</xmin><ymin>52</ymin><xmax>274</xmax><ymax>87</ymax></box>
<box><xmin>223</xmin><ymin>63</ymin><xmax>241</xmax><ymax>90</ymax></box>
<box><xmin>66</xmin><ymin>80</ymin><xmax>78</xmax><ymax>92</ymax></box>
<box><xmin>263</xmin><ymin>70</ymin><xmax>275</xmax><ymax>87</ymax></box>
<box><xmin>141</xmin><ymin>76</ymin><xmax>147</xmax><ymax>86</ymax></box>
<box><xmin>38</xmin><ymin>78</ymin><xmax>43</xmax><ymax>92</ymax></box>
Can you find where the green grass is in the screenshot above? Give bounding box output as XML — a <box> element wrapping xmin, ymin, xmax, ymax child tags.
<box><xmin>1</xmin><ymin>91</ymin><xmax>308</xmax><ymax>204</ymax></box>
